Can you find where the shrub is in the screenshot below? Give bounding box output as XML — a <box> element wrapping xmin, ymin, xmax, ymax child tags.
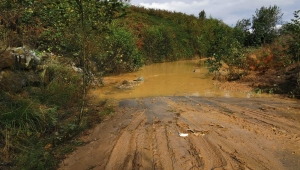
<box><xmin>39</xmin><ymin>64</ymin><xmax>82</xmax><ymax>107</ymax></box>
<box><xmin>93</xmin><ymin>22</ymin><xmax>143</xmax><ymax>74</ymax></box>
<box><xmin>142</xmin><ymin>26</ymin><xmax>174</xmax><ymax>63</ymax></box>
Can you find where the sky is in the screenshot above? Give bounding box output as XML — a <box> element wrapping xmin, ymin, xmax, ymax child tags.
<box><xmin>130</xmin><ymin>0</ymin><xmax>300</xmax><ymax>26</ymax></box>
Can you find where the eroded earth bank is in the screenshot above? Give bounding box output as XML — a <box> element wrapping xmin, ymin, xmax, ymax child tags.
<box><xmin>59</xmin><ymin>96</ymin><xmax>300</xmax><ymax>170</ymax></box>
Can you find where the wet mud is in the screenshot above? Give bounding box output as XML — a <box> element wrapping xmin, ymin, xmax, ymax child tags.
<box><xmin>59</xmin><ymin>96</ymin><xmax>300</xmax><ymax>170</ymax></box>
<box><xmin>90</xmin><ymin>60</ymin><xmax>267</xmax><ymax>100</ymax></box>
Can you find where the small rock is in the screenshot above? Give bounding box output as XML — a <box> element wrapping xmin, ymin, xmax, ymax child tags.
<box><xmin>134</xmin><ymin>77</ymin><xmax>144</xmax><ymax>81</ymax></box>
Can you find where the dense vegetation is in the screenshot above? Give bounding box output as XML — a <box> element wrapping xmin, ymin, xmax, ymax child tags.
<box><xmin>0</xmin><ymin>0</ymin><xmax>299</xmax><ymax>169</ymax></box>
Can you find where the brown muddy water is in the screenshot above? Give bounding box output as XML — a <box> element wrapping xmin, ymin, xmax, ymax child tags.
<box><xmin>90</xmin><ymin>60</ymin><xmax>271</xmax><ymax>100</ymax></box>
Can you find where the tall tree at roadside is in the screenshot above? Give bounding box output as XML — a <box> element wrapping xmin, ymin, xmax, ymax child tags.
<box><xmin>199</xmin><ymin>10</ymin><xmax>206</xmax><ymax>20</ymax></box>
<box><xmin>252</xmin><ymin>5</ymin><xmax>283</xmax><ymax>46</ymax></box>
<box><xmin>285</xmin><ymin>10</ymin><xmax>300</xmax><ymax>62</ymax></box>
<box><xmin>69</xmin><ymin>0</ymin><xmax>129</xmax><ymax>124</ymax></box>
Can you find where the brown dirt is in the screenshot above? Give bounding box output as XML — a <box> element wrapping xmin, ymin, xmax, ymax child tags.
<box><xmin>212</xmin><ymin>62</ymin><xmax>300</xmax><ymax>98</ymax></box>
<box><xmin>213</xmin><ymin>81</ymin><xmax>253</xmax><ymax>93</ymax></box>
<box><xmin>59</xmin><ymin>96</ymin><xmax>300</xmax><ymax>170</ymax></box>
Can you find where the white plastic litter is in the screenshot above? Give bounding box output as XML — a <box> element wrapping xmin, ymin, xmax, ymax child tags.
<box><xmin>178</xmin><ymin>133</ymin><xmax>189</xmax><ymax>137</ymax></box>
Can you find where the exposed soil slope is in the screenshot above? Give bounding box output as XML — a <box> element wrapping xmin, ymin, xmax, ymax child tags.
<box><xmin>59</xmin><ymin>96</ymin><xmax>300</xmax><ymax>170</ymax></box>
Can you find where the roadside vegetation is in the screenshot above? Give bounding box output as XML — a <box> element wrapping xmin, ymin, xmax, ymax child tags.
<box><xmin>0</xmin><ymin>0</ymin><xmax>299</xmax><ymax>169</ymax></box>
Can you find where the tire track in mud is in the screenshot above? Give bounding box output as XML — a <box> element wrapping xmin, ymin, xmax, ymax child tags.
<box><xmin>168</xmin><ymin>98</ymin><xmax>271</xmax><ymax>170</ymax></box>
<box><xmin>104</xmin><ymin>110</ymin><xmax>147</xmax><ymax>170</ymax></box>
<box><xmin>169</xmin><ymin>96</ymin><xmax>300</xmax><ymax>169</ymax></box>
<box><xmin>59</xmin><ymin>96</ymin><xmax>300</xmax><ymax>170</ymax></box>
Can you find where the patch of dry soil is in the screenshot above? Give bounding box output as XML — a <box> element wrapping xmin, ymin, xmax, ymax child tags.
<box><xmin>59</xmin><ymin>96</ymin><xmax>300</xmax><ymax>170</ymax></box>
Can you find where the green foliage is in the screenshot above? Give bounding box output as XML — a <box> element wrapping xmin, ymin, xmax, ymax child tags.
<box><xmin>125</xmin><ymin>6</ymin><xmax>198</xmax><ymax>63</ymax></box>
<box><xmin>142</xmin><ymin>26</ymin><xmax>174</xmax><ymax>62</ymax></box>
<box><xmin>98</xmin><ymin>107</ymin><xmax>115</xmax><ymax>116</ymax></box>
<box><xmin>197</xmin><ymin>18</ymin><xmax>222</xmax><ymax>57</ymax></box>
<box><xmin>0</xmin><ymin>77</ymin><xmax>101</xmax><ymax>169</ymax></box>
<box><xmin>197</xmin><ymin>18</ymin><xmax>245</xmax><ymax>73</ymax></box>
<box><xmin>15</xmin><ymin>141</ymin><xmax>56</xmax><ymax>170</ymax></box>
<box><xmin>284</xmin><ymin>10</ymin><xmax>300</xmax><ymax>62</ymax></box>
<box><xmin>40</xmin><ymin>64</ymin><xmax>82</xmax><ymax>107</ymax></box>
<box><xmin>199</xmin><ymin>10</ymin><xmax>206</xmax><ymax>20</ymax></box>
<box><xmin>252</xmin><ymin>5</ymin><xmax>283</xmax><ymax>46</ymax></box>
<box><xmin>0</xmin><ymin>90</ymin><xmax>57</xmax><ymax>169</ymax></box>
<box><xmin>94</xmin><ymin>22</ymin><xmax>143</xmax><ymax>74</ymax></box>
<box><xmin>223</xmin><ymin>39</ymin><xmax>247</xmax><ymax>74</ymax></box>
<box><xmin>0</xmin><ymin>0</ymin><xmax>129</xmax><ymax>56</ymax></box>
<box><xmin>234</xmin><ymin>6</ymin><xmax>283</xmax><ymax>47</ymax></box>
<box><xmin>234</xmin><ymin>18</ymin><xmax>252</xmax><ymax>46</ymax></box>
<box><xmin>0</xmin><ymin>93</ymin><xmax>49</xmax><ymax>133</ymax></box>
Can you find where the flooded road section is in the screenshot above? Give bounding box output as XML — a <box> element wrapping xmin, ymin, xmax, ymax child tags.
<box><xmin>60</xmin><ymin>60</ymin><xmax>300</xmax><ymax>170</ymax></box>
<box><xmin>90</xmin><ymin>60</ymin><xmax>264</xmax><ymax>100</ymax></box>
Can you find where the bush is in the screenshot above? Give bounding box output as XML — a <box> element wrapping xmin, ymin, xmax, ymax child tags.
<box><xmin>198</xmin><ymin>19</ymin><xmax>245</xmax><ymax>73</ymax></box>
<box><xmin>0</xmin><ymin>91</ymin><xmax>56</xmax><ymax>133</ymax></box>
<box><xmin>0</xmin><ymin>90</ymin><xmax>57</xmax><ymax>169</ymax></box>
<box><xmin>37</xmin><ymin>63</ymin><xmax>82</xmax><ymax>107</ymax></box>
<box><xmin>142</xmin><ymin>26</ymin><xmax>175</xmax><ymax>63</ymax></box>
<box><xmin>15</xmin><ymin>141</ymin><xmax>56</xmax><ymax>170</ymax></box>
<box><xmin>93</xmin><ymin>22</ymin><xmax>143</xmax><ymax>74</ymax></box>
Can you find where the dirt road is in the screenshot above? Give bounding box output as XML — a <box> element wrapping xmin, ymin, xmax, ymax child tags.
<box><xmin>59</xmin><ymin>96</ymin><xmax>300</xmax><ymax>170</ymax></box>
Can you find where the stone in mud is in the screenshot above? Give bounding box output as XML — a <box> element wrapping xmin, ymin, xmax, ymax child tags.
<box><xmin>134</xmin><ymin>77</ymin><xmax>144</xmax><ymax>81</ymax></box>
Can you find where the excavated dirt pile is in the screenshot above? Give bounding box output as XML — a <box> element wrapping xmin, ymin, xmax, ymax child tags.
<box><xmin>59</xmin><ymin>96</ymin><xmax>300</xmax><ymax>170</ymax></box>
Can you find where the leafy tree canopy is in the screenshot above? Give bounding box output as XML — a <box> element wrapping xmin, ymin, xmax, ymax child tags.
<box><xmin>284</xmin><ymin>10</ymin><xmax>300</xmax><ymax>62</ymax></box>
<box><xmin>252</xmin><ymin>5</ymin><xmax>283</xmax><ymax>46</ymax></box>
<box><xmin>199</xmin><ymin>10</ymin><xmax>206</xmax><ymax>20</ymax></box>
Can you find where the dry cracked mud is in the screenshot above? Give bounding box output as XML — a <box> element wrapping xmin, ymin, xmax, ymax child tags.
<box><xmin>59</xmin><ymin>96</ymin><xmax>300</xmax><ymax>170</ymax></box>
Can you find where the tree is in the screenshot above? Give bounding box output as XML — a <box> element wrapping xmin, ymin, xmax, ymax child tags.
<box><xmin>285</xmin><ymin>10</ymin><xmax>300</xmax><ymax>62</ymax></box>
<box><xmin>252</xmin><ymin>5</ymin><xmax>283</xmax><ymax>46</ymax></box>
<box><xmin>236</xmin><ymin>18</ymin><xmax>251</xmax><ymax>32</ymax></box>
<box><xmin>68</xmin><ymin>0</ymin><xmax>129</xmax><ymax>124</ymax></box>
<box><xmin>234</xmin><ymin>18</ymin><xmax>252</xmax><ymax>46</ymax></box>
<box><xmin>199</xmin><ymin>10</ymin><xmax>206</xmax><ymax>20</ymax></box>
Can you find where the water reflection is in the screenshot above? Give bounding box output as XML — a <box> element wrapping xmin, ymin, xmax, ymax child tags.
<box><xmin>89</xmin><ymin>60</ymin><xmax>269</xmax><ymax>100</ymax></box>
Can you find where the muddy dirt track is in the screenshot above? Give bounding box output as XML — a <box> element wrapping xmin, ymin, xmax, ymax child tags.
<box><xmin>59</xmin><ymin>96</ymin><xmax>300</xmax><ymax>170</ymax></box>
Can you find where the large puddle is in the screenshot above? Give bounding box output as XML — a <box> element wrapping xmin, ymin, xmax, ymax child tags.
<box><xmin>90</xmin><ymin>60</ymin><xmax>270</xmax><ymax>100</ymax></box>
